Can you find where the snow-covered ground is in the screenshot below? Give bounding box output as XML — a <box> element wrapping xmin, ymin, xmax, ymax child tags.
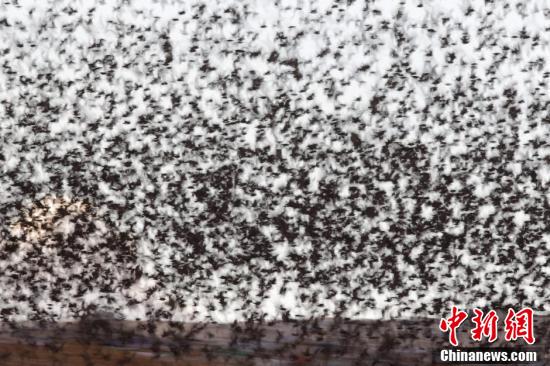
<box><xmin>0</xmin><ymin>0</ymin><xmax>549</xmax><ymax>322</ymax></box>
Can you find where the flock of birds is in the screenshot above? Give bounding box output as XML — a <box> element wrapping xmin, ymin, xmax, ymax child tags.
<box><xmin>0</xmin><ymin>0</ymin><xmax>549</xmax><ymax>329</ymax></box>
